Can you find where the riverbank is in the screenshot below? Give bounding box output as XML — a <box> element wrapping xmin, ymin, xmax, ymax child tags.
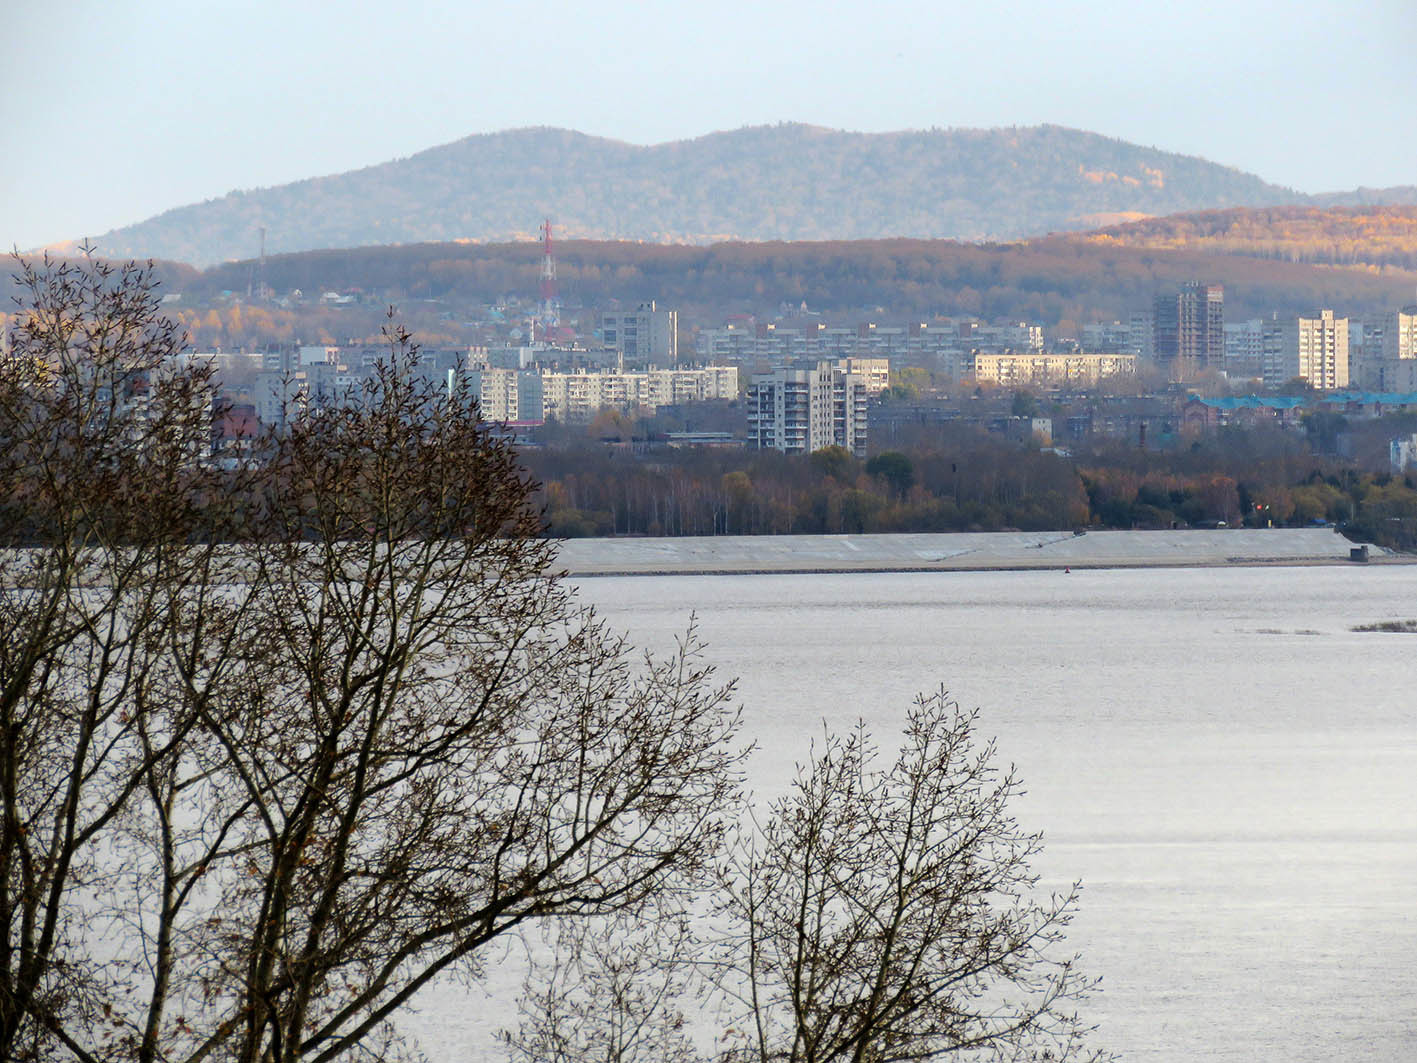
<box><xmin>554</xmin><ymin>528</ymin><xmax>1407</xmax><ymax>576</ymax></box>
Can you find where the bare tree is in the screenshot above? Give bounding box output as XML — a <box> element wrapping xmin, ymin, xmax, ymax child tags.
<box><xmin>1</xmin><ymin>260</ymin><xmax>746</xmax><ymax>1063</ymax></box>
<box><xmin>508</xmin><ymin>693</ymin><xmax>1106</xmax><ymax>1063</ymax></box>
<box><xmin>0</xmin><ymin>254</ymin><xmax>238</xmax><ymax>1061</ymax></box>
<box><xmin>178</xmin><ymin>376</ymin><xmax>745</xmax><ymax>1061</ymax></box>
<box><xmin>503</xmin><ymin>900</ymin><xmax>704</xmax><ymax>1063</ymax></box>
<box><xmin>712</xmin><ymin>693</ymin><xmax>1105</xmax><ymax>1063</ymax></box>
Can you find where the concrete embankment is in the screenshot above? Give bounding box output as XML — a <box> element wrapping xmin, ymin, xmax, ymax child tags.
<box><xmin>554</xmin><ymin>528</ymin><xmax>1404</xmax><ymax>577</ymax></box>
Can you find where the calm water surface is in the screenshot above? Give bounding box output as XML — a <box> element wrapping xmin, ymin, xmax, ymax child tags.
<box><xmin>411</xmin><ymin>564</ymin><xmax>1417</xmax><ymax>1062</ymax></box>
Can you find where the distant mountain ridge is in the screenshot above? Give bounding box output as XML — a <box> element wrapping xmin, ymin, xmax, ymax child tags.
<box><xmin>81</xmin><ymin>124</ymin><xmax>1414</xmax><ymax>267</ymax></box>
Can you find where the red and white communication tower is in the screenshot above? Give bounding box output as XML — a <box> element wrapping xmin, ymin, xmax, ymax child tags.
<box><xmin>538</xmin><ymin>218</ymin><xmax>559</xmax><ymax>341</ymax></box>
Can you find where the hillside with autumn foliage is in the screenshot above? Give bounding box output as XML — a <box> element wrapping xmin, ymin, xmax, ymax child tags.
<box><xmin>1076</xmin><ymin>206</ymin><xmax>1417</xmax><ymax>271</ymax></box>
<box><xmin>13</xmin><ymin>204</ymin><xmax>1417</xmax><ymax>351</ymax></box>
<box><xmin>172</xmin><ymin>233</ymin><xmax>1417</xmax><ymax>329</ymax></box>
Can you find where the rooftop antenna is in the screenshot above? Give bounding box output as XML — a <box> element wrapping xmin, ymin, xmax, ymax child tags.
<box><xmin>538</xmin><ymin>218</ymin><xmax>558</xmax><ymax>342</ymax></box>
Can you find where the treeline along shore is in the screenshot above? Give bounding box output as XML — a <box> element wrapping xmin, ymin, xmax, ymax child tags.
<box><xmin>520</xmin><ymin>421</ymin><xmax>1417</xmax><ymax>551</ymax></box>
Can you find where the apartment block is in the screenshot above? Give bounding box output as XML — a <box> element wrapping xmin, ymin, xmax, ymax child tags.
<box><xmin>1154</xmin><ymin>282</ymin><xmax>1223</xmax><ymax>378</ymax></box>
<box><xmin>463</xmin><ymin>367</ymin><xmax>522</xmax><ymax>421</ymax></box>
<box><xmin>1352</xmin><ymin>306</ymin><xmax>1417</xmax><ymax>390</ymax></box>
<box><xmin>255</xmin><ymin>363</ymin><xmax>348</xmax><ymax>427</ymax></box>
<box><xmin>746</xmin><ymin>362</ymin><xmax>868</xmax><ymax>457</ymax></box>
<box><xmin>1282</xmin><ymin>310</ymin><xmax>1349</xmax><ymax>391</ymax></box>
<box><xmin>599</xmin><ymin>301</ymin><xmax>677</xmax><ymax>365</ymax></box>
<box><xmin>696</xmin><ymin>320</ymin><xmax>989</xmax><ymax>368</ymax></box>
<box><xmin>1367</xmin><ymin>359</ymin><xmax>1417</xmax><ymax>392</ymax></box>
<box><xmin>465</xmin><ymin>365</ymin><xmax>738</xmax><ymax>423</ymax></box>
<box><xmin>1224</xmin><ymin>319</ymin><xmax>1266</xmax><ymax>380</ymax></box>
<box><xmin>967</xmin><ymin>351</ymin><xmax>1137</xmax><ymax>388</ymax></box>
<box><xmin>1128</xmin><ymin>311</ymin><xmax>1156</xmax><ymax>362</ymax></box>
<box><xmin>834</xmin><ymin>357</ymin><xmax>891</xmax><ymax>395</ymax></box>
<box><xmin>1080</xmin><ymin>321</ymin><xmax>1135</xmax><ymax>352</ymax></box>
<box><xmin>1382</xmin><ymin>306</ymin><xmax>1417</xmax><ymax>360</ymax></box>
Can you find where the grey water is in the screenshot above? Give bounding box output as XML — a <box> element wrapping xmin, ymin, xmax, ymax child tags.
<box><xmin>412</xmin><ymin>563</ymin><xmax>1417</xmax><ymax>1062</ymax></box>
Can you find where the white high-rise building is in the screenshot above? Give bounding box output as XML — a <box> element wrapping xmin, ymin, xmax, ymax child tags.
<box><xmin>464</xmin><ymin>367</ymin><xmax>522</xmax><ymax>421</ymax></box>
<box><xmin>1383</xmin><ymin>306</ymin><xmax>1417</xmax><ymax>361</ymax></box>
<box><xmin>1282</xmin><ymin>310</ymin><xmax>1349</xmax><ymax>391</ymax></box>
<box><xmin>834</xmin><ymin>357</ymin><xmax>890</xmax><ymax>395</ymax></box>
<box><xmin>746</xmin><ymin>362</ymin><xmax>868</xmax><ymax>457</ymax></box>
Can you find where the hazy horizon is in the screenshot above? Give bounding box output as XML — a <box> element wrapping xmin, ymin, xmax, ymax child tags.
<box><xmin>3</xmin><ymin>0</ymin><xmax>1414</xmax><ymax>252</ymax></box>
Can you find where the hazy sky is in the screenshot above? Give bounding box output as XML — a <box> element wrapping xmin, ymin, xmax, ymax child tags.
<box><xmin>3</xmin><ymin>0</ymin><xmax>1414</xmax><ymax>252</ymax></box>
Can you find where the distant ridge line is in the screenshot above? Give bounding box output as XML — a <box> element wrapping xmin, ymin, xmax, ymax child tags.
<box><xmin>74</xmin><ymin>122</ymin><xmax>1417</xmax><ymax>268</ymax></box>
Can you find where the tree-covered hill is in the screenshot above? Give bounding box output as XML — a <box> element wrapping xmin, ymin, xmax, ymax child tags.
<box><xmin>85</xmin><ymin>124</ymin><xmax>1324</xmax><ymax>267</ymax></box>
<box><xmin>176</xmin><ymin>233</ymin><xmax>1417</xmax><ymax>326</ymax></box>
<box><xmin>1078</xmin><ymin>205</ymin><xmax>1417</xmax><ymax>270</ymax></box>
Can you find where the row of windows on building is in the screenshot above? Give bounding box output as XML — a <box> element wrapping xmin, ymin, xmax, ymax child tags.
<box><xmin>252</xmin><ymin>359</ymin><xmax>739</xmax><ymax>427</ymax></box>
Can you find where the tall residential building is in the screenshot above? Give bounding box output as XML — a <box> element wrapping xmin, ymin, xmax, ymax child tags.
<box><xmin>1349</xmin><ymin>316</ymin><xmax>1385</xmax><ymax>389</ymax></box>
<box><xmin>254</xmin><ymin>363</ymin><xmax>353</xmax><ymax>427</ymax></box>
<box><xmin>1383</xmin><ymin>306</ymin><xmax>1417</xmax><ymax>361</ymax></box>
<box><xmin>1128</xmin><ymin>310</ymin><xmax>1156</xmax><ymax>362</ymax></box>
<box><xmin>1153</xmin><ymin>282</ymin><xmax>1223</xmax><ymax>378</ymax></box>
<box><xmin>1223</xmin><ymin>319</ymin><xmax>1266</xmax><ymax>380</ymax></box>
<box><xmin>1259</xmin><ymin>319</ymin><xmax>1288</xmax><ymax>390</ymax></box>
<box><xmin>1282</xmin><ymin>310</ymin><xmax>1349</xmax><ymax>391</ymax></box>
<box><xmin>1349</xmin><ymin>307</ymin><xmax>1417</xmax><ymax>389</ymax></box>
<box><xmin>463</xmin><ymin>367</ymin><xmax>523</xmax><ymax>422</ymax></box>
<box><xmin>599</xmin><ymin>301</ymin><xmax>677</xmax><ymax>366</ymax></box>
<box><xmin>834</xmin><ymin>357</ymin><xmax>891</xmax><ymax>395</ymax></box>
<box><xmin>1368</xmin><ymin>359</ymin><xmax>1417</xmax><ymax>392</ymax></box>
<box><xmin>746</xmin><ymin>362</ymin><xmax>868</xmax><ymax>457</ymax></box>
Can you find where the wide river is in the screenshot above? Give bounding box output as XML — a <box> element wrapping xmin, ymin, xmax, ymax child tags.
<box><xmin>410</xmin><ymin>562</ymin><xmax>1417</xmax><ymax>1062</ymax></box>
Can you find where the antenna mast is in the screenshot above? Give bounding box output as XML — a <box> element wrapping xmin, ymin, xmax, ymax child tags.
<box><xmin>538</xmin><ymin>218</ymin><xmax>558</xmax><ymax>342</ymax></box>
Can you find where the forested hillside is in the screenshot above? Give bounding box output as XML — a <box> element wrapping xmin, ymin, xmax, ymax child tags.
<box><xmin>1081</xmin><ymin>206</ymin><xmax>1417</xmax><ymax>270</ymax></box>
<box><xmin>17</xmin><ymin>208</ymin><xmax>1417</xmax><ymax>351</ymax></box>
<box><xmin>85</xmin><ymin>124</ymin><xmax>1315</xmax><ymax>266</ymax></box>
<box><xmin>178</xmin><ymin>235</ymin><xmax>1417</xmax><ymax>326</ymax></box>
